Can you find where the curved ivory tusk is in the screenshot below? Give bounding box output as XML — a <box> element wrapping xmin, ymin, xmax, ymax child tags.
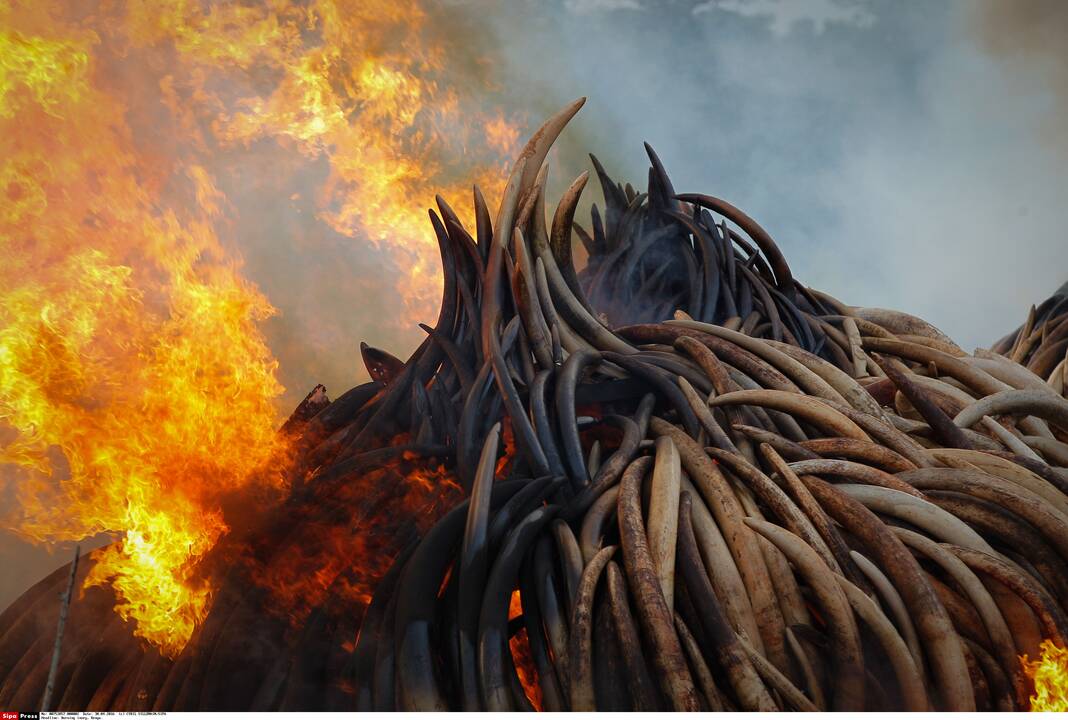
<box><xmin>803</xmin><ymin>478</ymin><xmax>974</xmax><ymax>710</ymax></box>
<box><xmin>872</xmin><ymin>352</ymin><xmax>976</xmax><ymax>450</ymax></box>
<box><xmin>953</xmin><ymin>388</ymin><xmax>1068</xmax><ymax>432</ymax></box>
<box><xmin>579</xmin><ymin>485</ymin><xmax>619</xmax><ymax>565</ymax></box>
<box><xmin>835</xmin><ymin>484</ymin><xmax>995</xmax><ymax>552</ymax></box>
<box><xmin>678</xmin><ymin>475</ymin><xmax>763</xmax><ymax>654</ymax></box>
<box><xmin>767</xmin><ymin>339</ymin><xmax>891</xmax><ymax>421</ymax></box>
<box><xmin>759</xmin><ymin>445</ymin><xmax>871</xmax><ymax>587</ymax></box>
<box><xmin>457</xmin><ymin>424</ymin><xmax>501</xmax><ymax>709</ymax></box>
<box><xmin>395</xmin><ymin>481</ymin><xmax>525</xmax><ymax>710</ymax></box>
<box><xmin>980</xmin><ymin>415</ymin><xmax>1044</xmax><ymax>462</ymax></box>
<box><xmin>514</xmin><ymin>97</ymin><xmax>586</xmax><ymax>200</ymax></box>
<box><xmin>924</xmin><ymin>448</ymin><xmax>1068</xmax><ymax>517</ymax></box>
<box><xmin>567</xmin><ymin>415</ymin><xmax>641</xmax><ymax>521</ymax></box>
<box><xmin>892</xmin><ymin>527</ymin><xmax>1026</xmax><ymax>708</ymax></box>
<box><xmin>968</xmin><ymin>351</ymin><xmax>1054</xmax><ymax>392</ymax></box>
<box><xmin>552</xmin><ymin>519</ymin><xmax>584</xmax><ymax>610</ymax></box>
<box><xmin>617</xmin><ymin>457</ymin><xmax>700</xmax><ymax>710</ymax></box>
<box><xmin>677</xmin><ymin>375</ymin><xmax>739</xmax><ymax>453</ymax></box>
<box><xmin>478</xmin><ymin>505</ymin><xmax>560</xmax><ymax>711</ymax></box>
<box><xmin>787</xmin><ymin>458</ymin><xmax>925</xmax><ymax>498</ymax></box>
<box><xmin>862</xmin><ymin>337</ymin><xmax>1010</xmax><ymax>397</ymax></box>
<box><xmin>947</xmin><ymin>545</ymin><xmax>1068</xmax><ymax>647</ymax></box>
<box><xmin>833</xmin><ymin>575</ymin><xmax>928</xmax><ymax>711</ymax></box>
<box><xmin>650</xmin><ymin>418</ymin><xmax>787</xmax><ymax>671</ymax></box>
<box><xmin>825</xmin><ymin>399</ymin><xmax>936</xmax><ymax>469</ymax></box>
<box><xmin>706</xmin><ymin>389</ymin><xmax>869</xmax><ymax>441</ymax></box>
<box><xmin>798</xmin><ymin>437</ymin><xmax>917</xmax><ymax>472</ymax></box>
<box><xmin>647</xmin><ymin>437</ymin><xmax>682</xmax><ymax>609</ymax></box>
<box><xmin>707</xmin><ymin>448</ymin><xmax>839</xmax><ymax>572</ymax></box>
<box><xmin>567</xmin><ymin>545</ymin><xmax>617</xmax><ymax>711</ymax></box>
<box><xmin>534</xmin><ymin>174</ymin><xmax>637</xmax><ymax>356</ymax></box>
<box><xmin>668</xmin><ymin>318</ymin><xmax>845</xmax><ymax>402</ymax></box>
<box><xmin>849</xmin><ymin>549</ymin><xmax>927</xmax><ymax>687</ymax></box>
<box><xmin>1022</xmin><ymin>434</ymin><xmax>1068</xmax><ymax>465</ymax></box>
<box><xmin>605</xmin><ymin>560</ymin><xmax>660</xmax><ymax>710</ymax></box>
<box><xmin>744</xmin><ymin>518</ymin><xmax>864</xmax><ymax>711</ymax></box>
<box><xmin>510</xmin><ymin>226</ymin><xmax>555</xmax><ymax>370</ymax></box>
<box><xmin>672</xmin><ymin>613</ymin><xmax>726</xmax><ymax>711</ymax></box>
<box><xmin>899</xmin><ymin>467</ymin><xmax>1068</xmax><ymax>563</ymax></box>
<box><xmin>555</xmin><ymin>348</ymin><xmax>602</xmax><ymax>486</ymax></box>
<box><xmin>852</xmin><ymin>307</ymin><xmax>961</xmax><ymax>351</ymax></box>
<box><xmin>676</xmin><ymin>494</ymin><xmax>777</xmax><ymax>711</ymax></box>
<box><xmin>675</xmin><ymin>193</ymin><xmax>795</xmax><ymax>295</ymax></box>
<box><xmin>736</xmin><ymin>632</ymin><xmax>819</xmax><ymax>711</ymax></box>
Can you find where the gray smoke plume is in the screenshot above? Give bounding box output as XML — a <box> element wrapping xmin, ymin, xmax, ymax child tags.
<box><xmin>479</xmin><ymin>0</ymin><xmax>1068</xmax><ymax>352</ymax></box>
<box><xmin>969</xmin><ymin>0</ymin><xmax>1068</xmax><ymax>152</ymax></box>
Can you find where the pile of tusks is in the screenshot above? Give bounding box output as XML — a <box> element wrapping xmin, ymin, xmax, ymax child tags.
<box><xmin>992</xmin><ymin>285</ymin><xmax>1068</xmax><ymax>403</ymax></box>
<box><xmin>3</xmin><ymin>99</ymin><xmax>1067</xmax><ymax>712</ymax></box>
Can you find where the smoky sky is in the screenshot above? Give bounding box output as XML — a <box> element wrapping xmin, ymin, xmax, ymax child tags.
<box><xmin>476</xmin><ymin>0</ymin><xmax>1066</xmax><ymax>353</ymax></box>
<box><xmin>220</xmin><ymin>0</ymin><xmax>1068</xmax><ymax>410</ymax></box>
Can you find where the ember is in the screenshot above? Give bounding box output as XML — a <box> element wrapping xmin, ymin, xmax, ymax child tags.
<box><xmin>2</xmin><ymin>98</ymin><xmax>1068</xmax><ymax>713</ymax></box>
<box><xmin>509</xmin><ymin>590</ymin><xmax>544</xmax><ymax>710</ymax></box>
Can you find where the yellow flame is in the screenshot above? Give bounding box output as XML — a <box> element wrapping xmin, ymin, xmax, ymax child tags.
<box><xmin>0</xmin><ymin>29</ymin><xmax>288</xmax><ymax>648</ymax></box>
<box><xmin>142</xmin><ymin>0</ymin><xmax>518</xmax><ymax>321</ymax></box>
<box><xmin>0</xmin><ymin>28</ymin><xmax>89</xmax><ymax>118</ymax></box>
<box><xmin>1022</xmin><ymin>640</ymin><xmax>1068</xmax><ymax>712</ymax></box>
<box><xmin>1</xmin><ymin>0</ymin><xmax>517</xmax><ymax>656</ymax></box>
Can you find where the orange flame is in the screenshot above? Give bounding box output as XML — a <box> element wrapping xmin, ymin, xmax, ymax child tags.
<box><xmin>135</xmin><ymin>0</ymin><xmax>518</xmax><ymax>323</ymax></box>
<box><xmin>0</xmin><ymin>8</ymin><xmax>289</xmax><ymax>657</ymax></box>
<box><xmin>254</xmin><ymin>457</ymin><xmax>462</xmax><ymax>627</ymax></box>
<box><xmin>1</xmin><ymin>0</ymin><xmax>517</xmax><ymax>656</ymax></box>
<box><xmin>1022</xmin><ymin>640</ymin><xmax>1068</xmax><ymax>712</ymax></box>
<box><xmin>509</xmin><ymin>589</ymin><xmax>544</xmax><ymax>711</ymax></box>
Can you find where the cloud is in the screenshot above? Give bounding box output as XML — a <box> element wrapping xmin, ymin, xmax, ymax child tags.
<box><xmin>694</xmin><ymin>0</ymin><xmax>875</xmax><ymax>36</ymax></box>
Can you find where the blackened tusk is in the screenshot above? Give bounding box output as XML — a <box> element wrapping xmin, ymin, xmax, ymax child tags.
<box><xmin>556</xmin><ymin>348</ymin><xmax>603</xmax><ymax>486</ymax></box>
<box><xmin>477</xmin><ymin>505</ymin><xmax>560</xmax><ymax>711</ymax></box>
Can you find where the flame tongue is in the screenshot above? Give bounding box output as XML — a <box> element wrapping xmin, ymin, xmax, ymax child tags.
<box><xmin>1023</xmin><ymin>640</ymin><xmax>1068</xmax><ymax>712</ymax></box>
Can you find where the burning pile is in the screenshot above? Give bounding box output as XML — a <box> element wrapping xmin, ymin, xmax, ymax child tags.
<box><xmin>3</xmin><ymin>100</ymin><xmax>1068</xmax><ymax>712</ymax></box>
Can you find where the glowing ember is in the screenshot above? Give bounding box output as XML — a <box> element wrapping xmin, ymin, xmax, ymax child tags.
<box><xmin>509</xmin><ymin>590</ymin><xmax>543</xmax><ymax>711</ymax></box>
<box><xmin>255</xmin><ymin>457</ymin><xmax>462</xmax><ymax>626</ymax></box>
<box><xmin>496</xmin><ymin>421</ymin><xmax>517</xmax><ymax>477</ymax></box>
<box><xmin>1</xmin><ymin>0</ymin><xmax>516</xmax><ymax>657</ymax></box>
<box><xmin>1022</xmin><ymin>640</ymin><xmax>1068</xmax><ymax>712</ymax></box>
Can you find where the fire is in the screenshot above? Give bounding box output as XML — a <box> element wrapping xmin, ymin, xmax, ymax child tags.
<box><xmin>0</xmin><ymin>6</ymin><xmax>289</xmax><ymax>657</ymax></box>
<box><xmin>508</xmin><ymin>590</ymin><xmax>544</xmax><ymax>711</ymax></box>
<box><xmin>255</xmin><ymin>457</ymin><xmax>462</xmax><ymax>626</ymax></box>
<box><xmin>1022</xmin><ymin>640</ymin><xmax>1068</xmax><ymax>712</ymax></box>
<box><xmin>1</xmin><ymin>0</ymin><xmax>517</xmax><ymax>656</ymax></box>
<box><xmin>496</xmin><ymin>420</ymin><xmax>517</xmax><ymax>477</ymax></box>
<box><xmin>140</xmin><ymin>0</ymin><xmax>519</xmax><ymax>323</ymax></box>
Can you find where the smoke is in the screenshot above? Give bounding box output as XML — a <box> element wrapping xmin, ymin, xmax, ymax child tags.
<box><xmin>475</xmin><ymin>0</ymin><xmax>1068</xmax><ymax>352</ymax></box>
<box><xmin>969</xmin><ymin>0</ymin><xmax>1068</xmax><ymax>152</ymax></box>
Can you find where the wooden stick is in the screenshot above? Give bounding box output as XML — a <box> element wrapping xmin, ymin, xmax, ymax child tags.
<box><xmin>40</xmin><ymin>545</ymin><xmax>80</xmax><ymax>712</ymax></box>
